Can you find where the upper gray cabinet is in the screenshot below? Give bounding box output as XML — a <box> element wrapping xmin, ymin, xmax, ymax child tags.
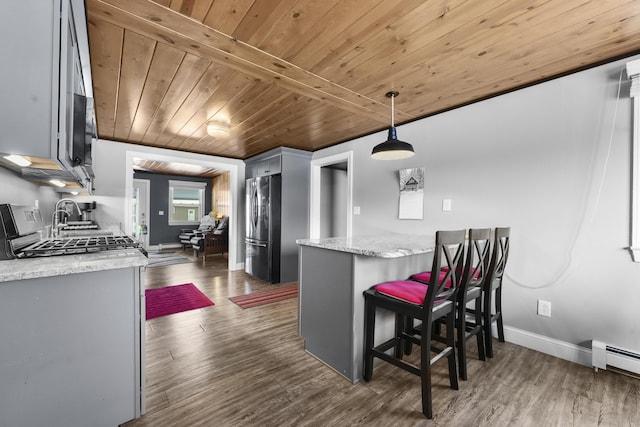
<box><xmin>0</xmin><ymin>0</ymin><xmax>93</xmax><ymax>187</ymax></box>
<box><xmin>246</xmin><ymin>154</ymin><xmax>282</xmax><ymax>179</ymax></box>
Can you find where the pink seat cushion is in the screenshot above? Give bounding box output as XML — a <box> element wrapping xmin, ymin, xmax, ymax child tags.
<box><xmin>374</xmin><ymin>280</ymin><xmax>428</xmax><ymax>305</ymax></box>
<box><xmin>410</xmin><ymin>270</ymin><xmax>452</xmax><ymax>286</ymax></box>
<box><xmin>411</xmin><ymin>267</ymin><xmax>479</xmax><ymax>284</ymax></box>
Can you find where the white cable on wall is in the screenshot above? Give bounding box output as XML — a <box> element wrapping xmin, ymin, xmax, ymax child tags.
<box><xmin>507</xmin><ymin>69</ymin><xmax>624</xmax><ymax>289</ymax></box>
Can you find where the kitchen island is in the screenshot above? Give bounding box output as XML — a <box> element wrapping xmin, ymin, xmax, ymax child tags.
<box><xmin>296</xmin><ymin>234</ymin><xmax>434</xmax><ymax>383</ymax></box>
<box><xmin>0</xmin><ymin>249</ymin><xmax>147</xmax><ymax>427</ymax></box>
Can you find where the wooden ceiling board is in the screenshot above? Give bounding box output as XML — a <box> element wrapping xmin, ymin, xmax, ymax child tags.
<box><xmin>87</xmin><ymin>0</ymin><xmax>390</xmax><ymax>120</ymax></box>
<box><xmin>86</xmin><ymin>0</ymin><xmax>640</xmax><ymax>167</ymax></box>
<box><xmin>301</xmin><ymin>0</ymin><xmax>437</xmax><ymax>76</ymax></box>
<box><xmin>127</xmin><ymin>42</ymin><xmax>185</xmax><ymax>142</ymax></box>
<box><xmin>241</xmin><ymin>98</ymin><xmax>320</xmax><ymax>150</ymax></box>
<box><xmin>227</xmin><ymin>82</ymin><xmax>290</xmax><ymax>128</ymax></box>
<box><xmin>355</xmin><ymin>0</ymin><xmax>640</xmax><ymax>116</ymax></box>
<box><xmin>272</xmin><ymin>0</ymin><xmax>363</xmax><ymax>63</ymax></box>
<box><xmin>278</xmin><ymin>0</ymin><xmax>387</xmax><ymax>66</ymax></box>
<box><xmin>167</xmin><ymin>0</ymin><xmax>213</xmax><ymax>22</ymax></box>
<box><xmin>335</xmin><ymin>0</ymin><xmax>518</xmax><ymax>94</ymax></box>
<box><xmin>335</xmin><ymin>0</ymin><xmax>561</xmax><ymax>101</ymax></box>
<box><xmin>150</xmin><ymin>61</ymin><xmax>232</xmax><ymax>147</ymax></box>
<box><xmin>87</xmin><ymin>16</ymin><xmax>123</xmax><ymax>139</ymax></box>
<box><xmin>140</xmin><ymin>52</ymin><xmax>211</xmax><ymax>144</ymax></box>
<box><xmin>202</xmin><ymin>0</ymin><xmax>255</xmax><ymax>36</ymax></box>
<box><xmin>112</xmin><ymin>31</ymin><xmax>156</xmax><ymax>141</ymax></box>
<box><xmin>230</xmin><ymin>0</ymin><xmax>294</xmax><ymax>45</ymax></box>
<box><xmin>251</xmin><ymin>0</ymin><xmax>343</xmax><ymax>57</ymax></box>
<box><xmin>151</xmin><ymin>0</ymin><xmax>170</xmax><ymax>8</ymax></box>
<box><xmin>169</xmin><ymin>69</ymin><xmax>262</xmax><ymax>150</ymax></box>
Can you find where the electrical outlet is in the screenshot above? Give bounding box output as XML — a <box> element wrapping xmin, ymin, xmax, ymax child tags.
<box><xmin>537</xmin><ymin>299</ymin><xmax>552</xmax><ymax>317</ymax></box>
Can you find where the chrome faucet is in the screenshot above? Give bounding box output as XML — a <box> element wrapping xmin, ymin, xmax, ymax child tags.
<box><xmin>52</xmin><ymin>198</ymin><xmax>82</xmax><ymax>238</ymax></box>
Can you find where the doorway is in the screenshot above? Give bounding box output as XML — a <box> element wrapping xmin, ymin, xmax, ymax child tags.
<box><xmin>125</xmin><ymin>149</ymin><xmax>243</xmax><ymax>271</ymax></box>
<box><xmin>132</xmin><ymin>179</ymin><xmax>150</xmax><ymax>249</ymax></box>
<box><xmin>310</xmin><ymin>151</ymin><xmax>353</xmax><ymax>239</ymax></box>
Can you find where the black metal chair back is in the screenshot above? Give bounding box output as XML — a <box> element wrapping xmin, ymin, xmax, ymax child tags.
<box><xmin>483</xmin><ymin>226</ymin><xmax>511</xmax><ymax>357</ymax></box>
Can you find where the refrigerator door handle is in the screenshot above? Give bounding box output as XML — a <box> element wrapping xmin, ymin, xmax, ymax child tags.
<box><xmin>247</xmin><ymin>241</ymin><xmax>268</xmax><ymax>248</ymax></box>
<box><xmin>252</xmin><ymin>186</ymin><xmax>258</xmax><ymax>230</ymax></box>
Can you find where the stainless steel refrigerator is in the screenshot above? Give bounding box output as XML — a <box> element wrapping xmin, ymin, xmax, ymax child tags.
<box><xmin>245</xmin><ymin>175</ymin><xmax>281</xmax><ymax>283</ymax></box>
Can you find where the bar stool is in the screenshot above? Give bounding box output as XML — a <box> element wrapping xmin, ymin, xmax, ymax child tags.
<box><xmin>362</xmin><ymin>229</ymin><xmax>465</xmax><ymax>419</ymax></box>
<box><xmin>409</xmin><ymin>228</ymin><xmax>490</xmax><ymax>380</ymax></box>
<box><xmin>482</xmin><ymin>227</ymin><xmax>510</xmax><ymax>357</ymax></box>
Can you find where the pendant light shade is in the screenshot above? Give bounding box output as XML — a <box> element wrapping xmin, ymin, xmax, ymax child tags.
<box><xmin>371</xmin><ymin>91</ymin><xmax>415</xmax><ymax>160</ymax></box>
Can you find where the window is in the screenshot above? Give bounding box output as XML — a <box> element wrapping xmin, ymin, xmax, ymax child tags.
<box><xmin>168</xmin><ymin>180</ymin><xmax>207</xmax><ymax>226</ymax></box>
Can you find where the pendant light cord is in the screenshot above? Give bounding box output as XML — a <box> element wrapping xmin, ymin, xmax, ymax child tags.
<box><xmin>390</xmin><ymin>93</ymin><xmax>395</xmax><ymax>127</ymax></box>
<box><xmin>386</xmin><ymin>91</ymin><xmax>399</xmax><ymax>127</ymax></box>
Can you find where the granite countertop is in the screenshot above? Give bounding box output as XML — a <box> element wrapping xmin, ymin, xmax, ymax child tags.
<box><xmin>296</xmin><ymin>233</ymin><xmax>435</xmax><ymax>258</ymax></box>
<box><xmin>0</xmin><ymin>249</ymin><xmax>148</xmax><ymax>282</ymax></box>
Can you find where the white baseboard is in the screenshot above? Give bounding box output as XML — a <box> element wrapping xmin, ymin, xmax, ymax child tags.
<box><xmin>230</xmin><ymin>262</ymin><xmax>245</xmax><ymax>271</ymax></box>
<box><xmin>150</xmin><ymin>243</ymin><xmax>182</xmax><ymax>250</ymax></box>
<box><xmin>503</xmin><ymin>326</ymin><xmax>592</xmax><ymax>368</ymax></box>
<box><xmin>504</xmin><ymin>326</ymin><xmax>640</xmax><ymax>375</ymax></box>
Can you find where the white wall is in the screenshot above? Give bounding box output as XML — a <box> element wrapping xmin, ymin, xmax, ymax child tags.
<box><xmin>81</xmin><ymin>139</ymin><xmax>246</xmax><ymax>270</ymax></box>
<box><xmin>0</xmin><ymin>167</ymin><xmax>60</xmax><ymax>222</ymax></box>
<box><xmin>312</xmin><ymin>54</ymin><xmax>640</xmax><ymax>355</ymax></box>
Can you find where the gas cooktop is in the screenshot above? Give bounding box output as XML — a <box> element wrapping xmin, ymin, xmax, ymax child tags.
<box><xmin>20</xmin><ymin>235</ymin><xmax>142</xmax><ymax>258</ymax></box>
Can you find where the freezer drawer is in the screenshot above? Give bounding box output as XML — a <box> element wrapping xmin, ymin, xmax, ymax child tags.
<box><xmin>245</xmin><ymin>239</ymin><xmax>279</xmax><ymax>283</ymax></box>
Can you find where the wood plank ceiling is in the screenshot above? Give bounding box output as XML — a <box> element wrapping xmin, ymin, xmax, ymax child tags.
<box><xmin>87</xmin><ymin>0</ymin><xmax>640</xmax><ymax>161</ymax></box>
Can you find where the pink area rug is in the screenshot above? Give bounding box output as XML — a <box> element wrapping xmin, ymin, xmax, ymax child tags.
<box><xmin>145</xmin><ymin>283</ymin><xmax>214</xmax><ymax>320</ymax></box>
<box><xmin>229</xmin><ymin>282</ymin><xmax>298</xmax><ymax>309</ymax></box>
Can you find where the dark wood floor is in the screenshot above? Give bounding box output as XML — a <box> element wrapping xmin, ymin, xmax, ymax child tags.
<box><xmin>123</xmin><ymin>249</ymin><xmax>640</xmax><ymax>426</ymax></box>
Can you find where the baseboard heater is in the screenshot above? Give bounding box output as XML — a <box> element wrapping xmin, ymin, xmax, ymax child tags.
<box><xmin>592</xmin><ymin>340</ymin><xmax>640</xmax><ymax>375</ymax></box>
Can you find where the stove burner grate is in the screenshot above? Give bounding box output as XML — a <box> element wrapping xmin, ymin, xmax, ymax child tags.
<box><xmin>20</xmin><ymin>235</ymin><xmax>141</xmax><ymax>257</ymax></box>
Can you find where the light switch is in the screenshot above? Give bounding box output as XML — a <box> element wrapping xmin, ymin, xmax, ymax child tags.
<box><xmin>442</xmin><ymin>199</ymin><xmax>452</xmax><ymax>211</ymax></box>
<box><xmin>353</xmin><ymin>206</ymin><xmax>361</xmax><ymax>215</ymax></box>
<box><xmin>158</xmin><ymin>211</ymin><xmax>164</xmax><ymax>216</ymax></box>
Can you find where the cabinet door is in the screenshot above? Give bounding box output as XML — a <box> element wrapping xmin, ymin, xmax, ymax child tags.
<box><xmin>256</xmin><ymin>159</ymin><xmax>271</xmax><ymax>176</ymax></box>
<box><xmin>268</xmin><ymin>155</ymin><xmax>281</xmax><ymax>175</ymax></box>
<box><xmin>0</xmin><ymin>0</ymin><xmax>58</xmax><ymax>157</ymax></box>
<box><xmin>58</xmin><ymin>0</ymin><xmax>80</xmax><ymax>170</ymax></box>
<box><xmin>255</xmin><ymin>156</ymin><xmax>282</xmax><ymax>176</ymax></box>
<box><xmin>246</xmin><ymin>162</ymin><xmax>257</xmax><ymax>179</ymax></box>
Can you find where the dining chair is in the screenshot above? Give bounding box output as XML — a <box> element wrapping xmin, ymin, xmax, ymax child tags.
<box><xmin>362</xmin><ymin>229</ymin><xmax>465</xmax><ymax>419</ymax></box>
<box><xmin>481</xmin><ymin>226</ymin><xmax>511</xmax><ymax>358</ymax></box>
<box><xmin>409</xmin><ymin>228</ymin><xmax>490</xmax><ymax>380</ymax></box>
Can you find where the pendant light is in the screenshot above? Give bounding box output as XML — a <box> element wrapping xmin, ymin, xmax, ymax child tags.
<box><xmin>371</xmin><ymin>91</ymin><xmax>415</xmax><ymax>160</ymax></box>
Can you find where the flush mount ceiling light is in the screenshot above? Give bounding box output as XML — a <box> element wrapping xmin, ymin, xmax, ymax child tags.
<box><xmin>49</xmin><ymin>179</ymin><xmax>66</xmax><ymax>188</ymax></box>
<box><xmin>371</xmin><ymin>91</ymin><xmax>415</xmax><ymax>160</ymax></box>
<box><xmin>3</xmin><ymin>154</ymin><xmax>32</xmax><ymax>167</ymax></box>
<box><xmin>206</xmin><ymin>119</ymin><xmax>230</xmax><ymax>138</ymax></box>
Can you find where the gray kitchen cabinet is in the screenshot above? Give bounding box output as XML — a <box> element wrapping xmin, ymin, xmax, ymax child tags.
<box><xmin>0</xmin><ymin>0</ymin><xmax>92</xmax><ymax>186</ymax></box>
<box><xmin>246</xmin><ymin>154</ymin><xmax>283</xmax><ymax>178</ymax></box>
<box><xmin>245</xmin><ymin>147</ymin><xmax>311</xmax><ymax>282</ymax></box>
<box><xmin>0</xmin><ymin>265</ymin><xmax>145</xmax><ymax>427</ymax></box>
